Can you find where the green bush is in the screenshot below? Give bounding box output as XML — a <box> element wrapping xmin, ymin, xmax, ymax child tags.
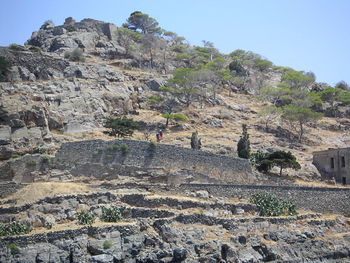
<box><xmin>11</xmin><ymin>154</ymin><xmax>22</xmax><ymax>159</ymax></box>
<box><xmin>104</xmin><ymin>117</ymin><xmax>139</xmax><ymax>138</ymax></box>
<box><xmin>103</xmin><ymin>240</ymin><xmax>112</xmax><ymax>249</ymax></box>
<box><xmin>33</xmin><ymin>147</ymin><xmax>46</xmax><ymax>154</ymax></box>
<box><xmin>107</xmin><ymin>144</ymin><xmax>120</xmax><ymax>151</ymax></box>
<box><xmin>119</xmin><ymin>144</ymin><xmax>129</xmax><ymax>154</ymax></box>
<box><xmin>6</xmin><ymin>243</ymin><xmax>20</xmax><ymax>255</ymax></box>
<box><xmin>9</xmin><ymin>43</ymin><xmax>26</xmax><ymax>52</ymax></box>
<box><xmin>104</xmin><ymin>154</ymin><xmax>113</xmax><ymax>159</ymax></box>
<box><xmin>26</xmin><ymin>160</ymin><xmax>36</xmax><ymax>167</ymax></box>
<box><xmin>106</xmin><ymin>144</ymin><xmax>128</xmax><ymax>154</ymax></box>
<box><xmin>0</xmin><ymin>222</ymin><xmax>32</xmax><ymax>237</ymax></box>
<box><xmin>101</xmin><ymin>206</ymin><xmax>122</xmax><ymax>222</ymax></box>
<box><xmin>64</xmin><ymin>48</ymin><xmax>85</xmax><ymax>62</ymax></box>
<box><xmin>28</xmin><ymin>45</ymin><xmax>42</xmax><ymax>53</ymax></box>
<box><xmin>41</xmin><ymin>155</ymin><xmax>50</xmax><ymax>164</ymax></box>
<box><xmin>77</xmin><ymin>210</ymin><xmax>95</xmax><ymax>225</ymax></box>
<box><xmin>250</xmin><ymin>193</ymin><xmax>297</xmax><ymax>216</ymax></box>
<box><xmin>44</xmin><ymin>221</ymin><xmax>53</xmax><ymax>229</ymax></box>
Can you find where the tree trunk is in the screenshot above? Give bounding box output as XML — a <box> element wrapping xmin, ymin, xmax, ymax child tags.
<box><xmin>165</xmin><ymin>117</ymin><xmax>169</xmax><ymax>127</ymax></box>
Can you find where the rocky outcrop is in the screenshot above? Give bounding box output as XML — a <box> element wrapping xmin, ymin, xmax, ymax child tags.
<box><xmin>0</xmin><ymin>47</ymin><xmax>69</xmax><ymax>81</ymax></box>
<box><xmin>26</xmin><ymin>18</ymin><xmax>119</xmax><ymax>53</ymax></box>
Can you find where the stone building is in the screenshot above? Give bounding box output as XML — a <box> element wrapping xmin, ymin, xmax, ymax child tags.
<box><xmin>313</xmin><ymin>147</ymin><xmax>350</xmax><ymax>185</ymax></box>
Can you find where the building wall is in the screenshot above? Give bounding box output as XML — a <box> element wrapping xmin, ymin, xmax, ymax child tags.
<box><xmin>313</xmin><ymin>148</ymin><xmax>350</xmax><ymax>185</ymax></box>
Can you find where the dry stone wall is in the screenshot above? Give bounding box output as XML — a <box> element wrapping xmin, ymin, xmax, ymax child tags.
<box><xmin>53</xmin><ymin>139</ymin><xmax>253</xmax><ymax>184</ymax></box>
<box><xmin>180</xmin><ymin>184</ymin><xmax>350</xmax><ymax>216</ymax></box>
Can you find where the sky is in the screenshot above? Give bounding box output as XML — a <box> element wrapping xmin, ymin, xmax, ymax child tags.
<box><xmin>0</xmin><ymin>0</ymin><xmax>349</xmax><ymax>86</ymax></box>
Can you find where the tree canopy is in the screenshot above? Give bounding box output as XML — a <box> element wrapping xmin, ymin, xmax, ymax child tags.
<box><xmin>104</xmin><ymin>117</ymin><xmax>139</xmax><ymax>138</ymax></box>
<box><xmin>123</xmin><ymin>11</ymin><xmax>162</xmax><ymax>35</ymax></box>
<box><xmin>250</xmin><ymin>150</ymin><xmax>301</xmax><ymax>176</ymax></box>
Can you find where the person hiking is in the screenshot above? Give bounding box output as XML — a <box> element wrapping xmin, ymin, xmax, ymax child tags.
<box><xmin>159</xmin><ymin>129</ymin><xmax>163</xmax><ymax>139</ymax></box>
<box><xmin>156</xmin><ymin>133</ymin><xmax>160</xmax><ymax>142</ymax></box>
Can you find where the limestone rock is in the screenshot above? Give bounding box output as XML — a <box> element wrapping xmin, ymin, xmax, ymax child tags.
<box><xmin>0</xmin><ymin>126</ymin><xmax>11</xmax><ymax>145</ymax></box>
<box><xmin>0</xmin><ymin>145</ymin><xmax>14</xmax><ymax>160</ymax></box>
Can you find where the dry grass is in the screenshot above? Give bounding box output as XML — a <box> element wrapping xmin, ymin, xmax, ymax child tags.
<box><xmin>294</xmin><ymin>179</ymin><xmax>350</xmax><ymax>189</ymax></box>
<box><xmin>1</xmin><ymin>182</ymin><xmax>92</xmax><ymax>206</ymax></box>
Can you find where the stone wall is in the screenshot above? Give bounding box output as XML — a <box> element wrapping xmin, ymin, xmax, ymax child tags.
<box><xmin>180</xmin><ymin>184</ymin><xmax>350</xmax><ymax>216</ymax></box>
<box><xmin>53</xmin><ymin>139</ymin><xmax>253</xmax><ymax>184</ymax></box>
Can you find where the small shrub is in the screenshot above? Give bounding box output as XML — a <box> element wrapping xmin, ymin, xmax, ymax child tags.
<box><xmin>33</xmin><ymin>147</ymin><xmax>46</xmax><ymax>154</ymax></box>
<box><xmin>11</xmin><ymin>154</ymin><xmax>22</xmax><ymax>159</ymax></box>
<box><xmin>77</xmin><ymin>210</ymin><xmax>95</xmax><ymax>225</ymax></box>
<box><xmin>106</xmin><ymin>144</ymin><xmax>129</xmax><ymax>154</ymax></box>
<box><xmin>28</xmin><ymin>45</ymin><xmax>41</xmax><ymax>53</ymax></box>
<box><xmin>0</xmin><ymin>222</ymin><xmax>32</xmax><ymax>237</ymax></box>
<box><xmin>250</xmin><ymin>193</ymin><xmax>297</xmax><ymax>217</ymax></box>
<box><xmin>26</xmin><ymin>160</ymin><xmax>36</xmax><ymax>167</ymax></box>
<box><xmin>103</xmin><ymin>240</ymin><xmax>112</xmax><ymax>249</ymax></box>
<box><xmin>9</xmin><ymin>43</ymin><xmax>26</xmax><ymax>52</ymax></box>
<box><xmin>64</xmin><ymin>24</ymin><xmax>77</xmax><ymax>32</ymax></box>
<box><xmin>101</xmin><ymin>206</ymin><xmax>122</xmax><ymax>222</ymax></box>
<box><xmin>64</xmin><ymin>48</ymin><xmax>85</xmax><ymax>62</ymax></box>
<box><xmin>107</xmin><ymin>144</ymin><xmax>120</xmax><ymax>151</ymax></box>
<box><xmin>119</xmin><ymin>144</ymin><xmax>129</xmax><ymax>154</ymax></box>
<box><xmin>44</xmin><ymin>221</ymin><xmax>53</xmax><ymax>229</ymax></box>
<box><xmin>41</xmin><ymin>155</ymin><xmax>50</xmax><ymax>164</ymax></box>
<box><xmin>6</xmin><ymin>243</ymin><xmax>20</xmax><ymax>255</ymax></box>
<box><xmin>104</xmin><ymin>154</ymin><xmax>113</xmax><ymax>159</ymax></box>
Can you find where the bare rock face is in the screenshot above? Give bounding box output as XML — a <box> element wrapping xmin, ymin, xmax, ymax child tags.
<box><xmin>0</xmin><ymin>47</ymin><xmax>68</xmax><ymax>81</ymax></box>
<box><xmin>26</xmin><ymin>18</ymin><xmax>119</xmax><ymax>54</ymax></box>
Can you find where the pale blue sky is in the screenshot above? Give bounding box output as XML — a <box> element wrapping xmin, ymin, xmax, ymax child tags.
<box><xmin>0</xmin><ymin>0</ymin><xmax>349</xmax><ymax>86</ymax></box>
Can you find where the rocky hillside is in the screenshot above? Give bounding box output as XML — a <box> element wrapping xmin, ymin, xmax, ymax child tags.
<box><xmin>0</xmin><ymin>15</ymin><xmax>350</xmax><ymax>263</ymax></box>
<box><xmin>1</xmin><ymin>17</ymin><xmax>349</xmax><ymax>183</ymax></box>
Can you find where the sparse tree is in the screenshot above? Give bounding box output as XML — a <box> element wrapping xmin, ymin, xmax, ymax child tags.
<box><xmin>141</xmin><ymin>34</ymin><xmax>161</xmax><ymax>68</ymax></box>
<box><xmin>104</xmin><ymin>117</ymin><xmax>139</xmax><ymax>138</ymax></box>
<box><xmin>123</xmin><ymin>11</ymin><xmax>162</xmax><ymax>35</ymax></box>
<box><xmin>281</xmin><ymin>70</ymin><xmax>315</xmax><ymax>89</ymax></box>
<box><xmin>282</xmin><ymin>105</ymin><xmax>322</xmax><ymax>142</ymax></box>
<box><xmin>258</xmin><ymin>105</ymin><xmax>281</xmax><ymax>131</ymax></box>
<box><xmin>161</xmin><ymin>113</ymin><xmax>188</xmax><ymax>127</ymax></box>
<box><xmin>116</xmin><ymin>27</ymin><xmax>140</xmax><ymax>56</ymax></box>
<box><xmin>320</xmin><ymin>87</ymin><xmax>343</xmax><ymax>117</ymax></box>
<box><xmin>267</xmin><ymin>150</ymin><xmax>301</xmax><ymax>176</ymax></box>
<box><xmin>167</xmin><ymin>68</ymin><xmax>198</xmax><ymax>107</ymax></box>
